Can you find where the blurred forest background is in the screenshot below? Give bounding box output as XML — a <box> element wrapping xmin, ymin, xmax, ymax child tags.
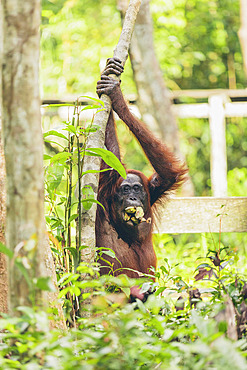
<box><xmin>41</xmin><ymin>0</ymin><xmax>247</xmax><ymax>274</ymax></box>
<box><xmin>41</xmin><ymin>0</ymin><xmax>247</xmax><ymax>196</ymax></box>
<box><xmin>41</xmin><ymin>0</ymin><xmax>245</xmax><ymax>94</ymax></box>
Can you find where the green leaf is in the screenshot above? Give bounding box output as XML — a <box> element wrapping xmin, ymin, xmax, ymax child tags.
<box><xmin>195</xmin><ymin>263</ymin><xmax>213</xmax><ymax>270</ymax></box>
<box><xmin>81</xmin><ymin>168</ymin><xmax>111</xmax><ymax>176</ymax></box>
<box><xmin>0</xmin><ymin>242</ymin><xmax>14</xmax><ymax>259</ymax></box>
<box><xmin>81</xmin><ymin>198</ymin><xmax>105</xmax><ymax>210</ymax></box>
<box><xmin>155</xmin><ymin>286</ymin><xmax>166</xmax><ymax>295</ymax></box>
<box><xmin>81</xmin><ymin>185</ymin><xmax>94</xmax><ymax>210</ymax></box>
<box><xmin>71</xmin><ymin>285</ymin><xmax>81</xmax><ymax>296</ymax></box>
<box><xmin>141</xmin><ymin>282</ymin><xmax>152</xmax><ymax>293</ymax></box>
<box><xmin>121</xmin><ymin>287</ymin><xmax>130</xmax><ymax>297</ymax></box>
<box><xmin>68</xmin><ymin>214</ymin><xmax>78</xmax><ymax>224</ymax></box>
<box><xmin>43</xmin><ymin>139</ymin><xmax>65</xmax><ymax>149</ymax></box>
<box><xmin>77</xmin><ymin>280</ymin><xmax>102</xmax><ymax>289</ymax></box>
<box><xmin>81</xmin><ymin>104</ymin><xmax>103</xmax><ymax>111</ymax></box>
<box><xmin>79</xmin><ymin>125</ymin><xmax>100</xmax><ymax>134</ymax></box>
<box><xmin>57</xmin><ymin>272</ymin><xmax>79</xmax><ymax>286</ymax></box>
<box><xmin>84</xmin><ymin>151</ymin><xmax>101</xmax><ymax>158</ymax></box>
<box><xmin>85</xmin><ymin>148</ymin><xmax>126</xmax><ymax>178</ymax></box>
<box><xmin>35</xmin><ymin>277</ymin><xmax>56</xmax><ymax>292</ymax></box>
<box><xmin>50</xmin><ymin>152</ymin><xmax>71</xmax><ymax>164</ymax></box>
<box><xmin>46</xmin><ymin>162</ymin><xmax>64</xmax><ymax>191</ymax></box>
<box><xmin>43</xmin><ymin>130</ymin><xmax>68</xmax><ymax>141</ymax></box>
<box><xmin>160</xmin><ymin>265</ymin><xmax>169</xmax><ymax>274</ymax></box>
<box><xmin>44</xmin><ymin>103</ymin><xmax>74</xmax><ymax>107</ymax></box>
<box><xmin>51</xmin><ymin>247</ymin><xmax>61</xmax><ymax>255</ymax></box>
<box><xmin>79</xmin><ymin>245</ymin><xmax>90</xmax><ymax>251</ymax></box>
<box><xmin>63</xmin><ymin>125</ymin><xmax>77</xmax><ymax>135</ymax></box>
<box><xmin>199</xmin><ymin>288</ymin><xmax>217</xmax><ymax>294</ymax></box>
<box><xmin>44</xmin><ymin>154</ymin><xmax>52</xmax><ymax>160</ymax></box>
<box><xmin>17</xmin><ymin>306</ymin><xmax>35</xmax><ymax>317</ymax></box>
<box><xmin>220</xmin><ymin>260</ymin><xmax>232</xmax><ymax>270</ymax></box>
<box><xmin>101</xmin><ymin>249</ymin><xmax>116</xmax><ymax>259</ymax></box>
<box><xmin>79</xmin><ymin>95</ymin><xmax>104</xmax><ymax>107</ymax></box>
<box><xmin>64</xmin><ymin>247</ymin><xmax>79</xmax><ymax>263</ymax></box>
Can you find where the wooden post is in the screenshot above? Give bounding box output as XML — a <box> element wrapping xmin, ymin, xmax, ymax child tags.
<box><xmin>208</xmin><ymin>95</ymin><xmax>227</xmax><ymax>197</ymax></box>
<box><xmin>239</xmin><ymin>0</ymin><xmax>247</xmax><ymax>76</ymax></box>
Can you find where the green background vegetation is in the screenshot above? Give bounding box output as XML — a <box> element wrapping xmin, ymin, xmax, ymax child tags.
<box><xmin>2</xmin><ymin>1</ymin><xmax>247</xmax><ymax>368</ymax></box>
<box><xmin>40</xmin><ymin>0</ymin><xmax>247</xmax><ymax>269</ymax></box>
<box><xmin>41</xmin><ymin>0</ymin><xmax>247</xmax><ymax>197</ymax></box>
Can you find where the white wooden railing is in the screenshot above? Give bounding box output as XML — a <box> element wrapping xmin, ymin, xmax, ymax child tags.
<box><xmin>156</xmin><ymin>89</ymin><xmax>247</xmax><ymax>234</ymax></box>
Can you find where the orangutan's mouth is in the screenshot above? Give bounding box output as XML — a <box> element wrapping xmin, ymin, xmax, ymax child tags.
<box><xmin>123</xmin><ymin>206</ymin><xmax>151</xmax><ymax>225</ymax></box>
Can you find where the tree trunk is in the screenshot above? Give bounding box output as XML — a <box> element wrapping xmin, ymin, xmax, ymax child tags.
<box><xmin>239</xmin><ymin>0</ymin><xmax>247</xmax><ymax>75</ymax></box>
<box><xmin>79</xmin><ymin>0</ymin><xmax>142</xmax><ymax>259</ymax></box>
<box><xmin>78</xmin><ymin>0</ymin><xmax>141</xmax><ymax>318</ymax></box>
<box><xmin>0</xmin><ymin>0</ymin><xmax>8</xmax><ymax>315</ymax></box>
<box><xmin>2</xmin><ymin>0</ymin><xmax>45</xmax><ymax>312</ymax></box>
<box><xmin>118</xmin><ymin>0</ymin><xmax>194</xmax><ymax>196</ymax></box>
<box><xmin>0</xmin><ymin>136</ymin><xmax>8</xmax><ymax>315</ymax></box>
<box><xmin>1</xmin><ymin>0</ymin><xmax>66</xmax><ymax>328</ymax></box>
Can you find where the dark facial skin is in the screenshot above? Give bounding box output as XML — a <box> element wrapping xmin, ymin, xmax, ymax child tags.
<box><xmin>113</xmin><ymin>174</ymin><xmax>148</xmax><ymax>229</ymax></box>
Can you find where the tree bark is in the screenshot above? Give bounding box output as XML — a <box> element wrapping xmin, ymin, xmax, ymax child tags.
<box><xmin>79</xmin><ymin>0</ymin><xmax>142</xmax><ymax>261</ymax></box>
<box><xmin>0</xmin><ymin>0</ymin><xmax>8</xmax><ymax>315</ymax></box>
<box><xmin>0</xmin><ymin>131</ymin><xmax>8</xmax><ymax>316</ymax></box>
<box><xmin>1</xmin><ymin>0</ymin><xmax>66</xmax><ymax>328</ymax></box>
<box><xmin>0</xmin><ymin>131</ymin><xmax>8</xmax><ymax>315</ymax></box>
<box><xmin>238</xmin><ymin>0</ymin><xmax>247</xmax><ymax>75</ymax></box>
<box><xmin>118</xmin><ymin>0</ymin><xmax>194</xmax><ymax>196</ymax></box>
<box><xmin>0</xmin><ymin>168</ymin><xmax>8</xmax><ymax>314</ymax></box>
<box><xmin>2</xmin><ymin>0</ymin><xmax>45</xmax><ymax>312</ymax></box>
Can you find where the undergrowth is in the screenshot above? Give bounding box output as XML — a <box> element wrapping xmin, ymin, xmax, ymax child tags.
<box><xmin>0</xmin><ymin>102</ymin><xmax>247</xmax><ymax>369</ymax></box>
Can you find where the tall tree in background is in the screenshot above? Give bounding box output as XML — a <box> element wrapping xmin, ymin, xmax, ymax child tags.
<box><xmin>0</xmin><ymin>143</ymin><xmax>7</xmax><ymax>314</ymax></box>
<box><xmin>118</xmin><ymin>0</ymin><xmax>194</xmax><ymax>195</ymax></box>
<box><xmin>1</xmin><ymin>0</ymin><xmax>65</xmax><ymax>327</ymax></box>
<box><xmin>239</xmin><ymin>0</ymin><xmax>247</xmax><ymax>75</ymax></box>
<box><xmin>2</xmin><ymin>0</ymin><xmax>46</xmax><ymax>312</ymax></box>
<box><xmin>0</xmin><ymin>0</ymin><xmax>8</xmax><ymax>314</ymax></box>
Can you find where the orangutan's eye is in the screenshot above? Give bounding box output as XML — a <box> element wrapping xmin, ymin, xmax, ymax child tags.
<box><xmin>133</xmin><ymin>184</ymin><xmax>141</xmax><ymax>192</ymax></box>
<box><xmin>122</xmin><ymin>185</ymin><xmax>131</xmax><ymax>194</ymax></box>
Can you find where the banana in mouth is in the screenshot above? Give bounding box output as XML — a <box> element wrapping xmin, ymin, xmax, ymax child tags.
<box><xmin>123</xmin><ymin>206</ymin><xmax>151</xmax><ymax>225</ymax></box>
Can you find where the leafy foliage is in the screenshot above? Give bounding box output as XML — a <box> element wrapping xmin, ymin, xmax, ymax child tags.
<box><xmin>2</xmin><ymin>107</ymin><xmax>247</xmax><ymax>364</ymax></box>
<box><xmin>40</xmin><ymin>0</ymin><xmax>247</xmax><ymax>197</ymax></box>
<box><xmin>41</xmin><ymin>0</ymin><xmax>245</xmax><ymax>96</ymax></box>
<box><xmin>1</xmin><ymin>246</ymin><xmax>247</xmax><ymax>369</ymax></box>
<box><xmin>2</xmin><ymin>1</ymin><xmax>247</xmax><ymax>367</ymax></box>
<box><xmin>152</xmin><ymin>0</ymin><xmax>245</xmax><ymax>90</ymax></box>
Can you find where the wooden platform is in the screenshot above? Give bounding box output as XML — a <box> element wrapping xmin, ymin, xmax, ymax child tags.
<box><xmin>153</xmin><ymin>197</ymin><xmax>247</xmax><ymax>234</ymax></box>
